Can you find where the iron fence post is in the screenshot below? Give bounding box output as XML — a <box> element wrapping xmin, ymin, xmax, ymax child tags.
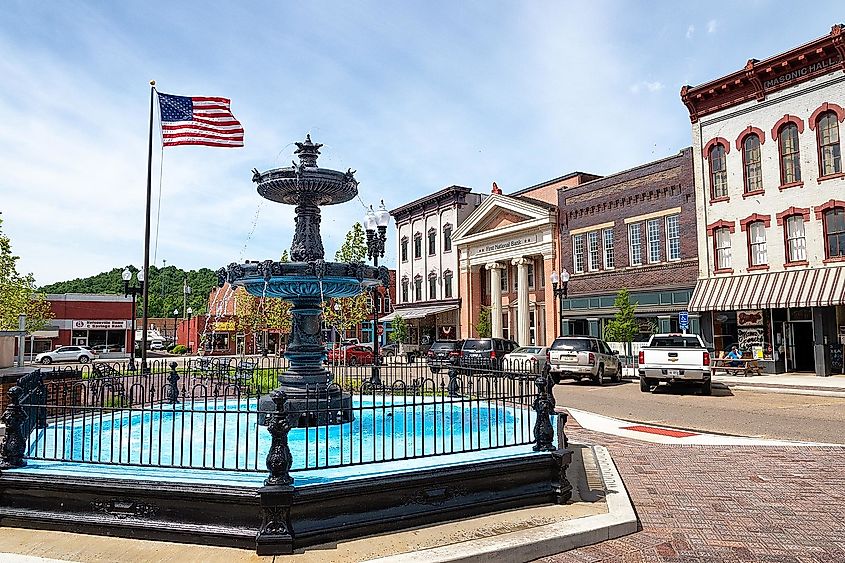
<box><xmin>0</xmin><ymin>386</ymin><xmax>28</xmax><ymax>469</ymax></box>
<box><xmin>447</xmin><ymin>367</ymin><xmax>460</xmax><ymax>397</ymax></box>
<box><xmin>167</xmin><ymin>361</ymin><xmax>180</xmax><ymax>404</ymax></box>
<box><xmin>532</xmin><ymin>372</ymin><xmax>555</xmax><ymax>452</ymax></box>
<box><xmin>265</xmin><ymin>390</ymin><xmax>294</xmax><ymax>486</ymax></box>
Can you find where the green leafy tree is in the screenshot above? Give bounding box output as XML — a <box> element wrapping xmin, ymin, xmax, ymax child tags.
<box><xmin>322</xmin><ymin>223</ymin><xmax>370</xmax><ymax>338</ymax></box>
<box><xmin>233</xmin><ymin>252</ymin><xmax>293</xmax><ymax>346</ymax></box>
<box><xmin>0</xmin><ymin>217</ymin><xmax>53</xmax><ymax>331</ymax></box>
<box><xmin>389</xmin><ymin>315</ymin><xmax>408</xmax><ymax>354</ymax></box>
<box><xmin>475</xmin><ymin>306</ymin><xmax>492</xmax><ymax>338</ymax></box>
<box><xmin>603</xmin><ymin>289</ymin><xmax>639</xmax><ymax>360</ymax></box>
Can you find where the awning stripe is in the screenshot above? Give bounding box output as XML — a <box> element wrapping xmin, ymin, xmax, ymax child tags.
<box><xmin>689</xmin><ymin>266</ymin><xmax>845</xmax><ymax>311</ymax></box>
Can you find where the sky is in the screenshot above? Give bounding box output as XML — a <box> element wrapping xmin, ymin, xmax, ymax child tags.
<box><xmin>1</xmin><ymin>1</ymin><xmax>842</xmax><ymax>285</ymax></box>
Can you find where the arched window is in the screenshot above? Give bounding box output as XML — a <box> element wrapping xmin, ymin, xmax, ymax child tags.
<box><xmin>443</xmin><ymin>270</ymin><xmax>453</xmax><ymax>299</ymax></box>
<box><xmin>817</xmin><ymin>111</ymin><xmax>842</xmax><ymax>176</ymax></box>
<box><xmin>413</xmin><ymin>233</ymin><xmax>422</xmax><ymax>259</ymax></box>
<box><xmin>778</xmin><ymin>123</ymin><xmax>801</xmax><ymax>185</ymax></box>
<box><xmin>427</xmin><ymin>228</ymin><xmax>437</xmax><ymax>256</ymax></box>
<box><xmin>746</xmin><ymin>221</ymin><xmax>767</xmax><ymax>267</ymax></box>
<box><xmin>783</xmin><ymin>214</ymin><xmax>807</xmax><ymax>263</ymax></box>
<box><xmin>400</xmin><ymin>277</ymin><xmax>409</xmax><ymax>302</ymax></box>
<box><xmin>713</xmin><ymin>227</ymin><xmax>731</xmax><ymax>271</ymax></box>
<box><xmin>709</xmin><ymin>144</ymin><xmax>728</xmax><ymax>199</ymax></box>
<box><xmin>824</xmin><ymin>207</ymin><xmax>845</xmax><ymax>259</ymax></box>
<box><xmin>427</xmin><ymin>272</ymin><xmax>437</xmax><ymax>299</ymax></box>
<box><xmin>443</xmin><ymin>224</ymin><xmax>453</xmax><ymax>252</ymax></box>
<box><xmin>413</xmin><ymin>275</ymin><xmax>423</xmax><ymax>301</ymax></box>
<box><xmin>400</xmin><ymin>237</ymin><xmax>409</xmax><ymax>262</ymax></box>
<box><xmin>742</xmin><ymin>134</ymin><xmax>762</xmax><ymax>194</ymax></box>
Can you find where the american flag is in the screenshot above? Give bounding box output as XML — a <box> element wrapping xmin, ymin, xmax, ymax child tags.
<box><xmin>158</xmin><ymin>93</ymin><xmax>244</xmax><ymax>148</ymax></box>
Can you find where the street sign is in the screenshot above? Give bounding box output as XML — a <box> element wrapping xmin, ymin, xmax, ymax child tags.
<box><xmin>377</xmin><ymin>324</ymin><xmax>385</xmax><ymax>336</ymax></box>
<box><xmin>679</xmin><ymin>310</ymin><xmax>689</xmax><ymax>331</ymax></box>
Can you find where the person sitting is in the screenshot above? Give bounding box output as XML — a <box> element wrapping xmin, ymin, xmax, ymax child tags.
<box><xmin>726</xmin><ymin>345</ymin><xmax>742</xmax><ymax>368</ymax></box>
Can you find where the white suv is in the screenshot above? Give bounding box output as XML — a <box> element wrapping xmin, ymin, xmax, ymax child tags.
<box><xmin>548</xmin><ymin>336</ymin><xmax>622</xmax><ymax>385</ymax></box>
<box><xmin>36</xmin><ymin>346</ymin><xmax>96</xmax><ymax>365</ymax></box>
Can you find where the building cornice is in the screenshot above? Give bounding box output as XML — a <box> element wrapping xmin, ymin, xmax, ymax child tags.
<box><xmin>389</xmin><ymin>186</ymin><xmax>475</xmax><ymax>223</ymax></box>
<box><xmin>681</xmin><ymin>24</ymin><xmax>845</xmax><ymax>123</ymax></box>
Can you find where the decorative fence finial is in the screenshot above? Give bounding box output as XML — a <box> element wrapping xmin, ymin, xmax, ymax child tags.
<box><xmin>532</xmin><ymin>372</ymin><xmax>555</xmax><ymax>452</ymax></box>
<box><xmin>265</xmin><ymin>390</ymin><xmax>294</xmax><ymax>486</ymax></box>
<box><xmin>0</xmin><ymin>386</ymin><xmax>29</xmax><ymax>469</ymax></box>
<box><xmin>167</xmin><ymin>362</ymin><xmax>181</xmax><ymax>404</ymax></box>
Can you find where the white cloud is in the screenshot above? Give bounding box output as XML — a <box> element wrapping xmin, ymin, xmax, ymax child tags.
<box><xmin>686</xmin><ymin>24</ymin><xmax>695</xmax><ymax>39</ymax></box>
<box><xmin>707</xmin><ymin>19</ymin><xmax>718</xmax><ymax>33</ymax></box>
<box><xmin>629</xmin><ymin>81</ymin><xmax>665</xmax><ymax>94</ymax></box>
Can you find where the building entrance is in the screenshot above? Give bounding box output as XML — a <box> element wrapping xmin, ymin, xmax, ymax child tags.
<box><xmin>786</xmin><ymin>321</ymin><xmax>814</xmax><ymax>372</ymax></box>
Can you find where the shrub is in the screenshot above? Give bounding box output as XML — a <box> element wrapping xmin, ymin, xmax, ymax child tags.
<box><xmin>171</xmin><ymin>344</ymin><xmax>188</xmax><ymax>355</ymax></box>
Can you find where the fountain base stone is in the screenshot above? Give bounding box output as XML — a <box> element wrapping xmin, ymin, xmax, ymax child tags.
<box><xmin>258</xmin><ymin>385</ymin><xmax>353</xmax><ymax>427</ymax></box>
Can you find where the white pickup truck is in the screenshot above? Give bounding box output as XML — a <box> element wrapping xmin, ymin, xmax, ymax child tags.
<box><xmin>638</xmin><ymin>334</ymin><xmax>712</xmax><ymax>395</ymax></box>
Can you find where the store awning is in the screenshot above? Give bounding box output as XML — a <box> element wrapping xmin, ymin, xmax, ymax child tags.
<box><xmin>30</xmin><ymin>330</ymin><xmax>59</xmax><ymax>338</ymax></box>
<box><xmin>380</xmin><ymin>303</ymin><xmax>459</xmax><ymax>322</ymax></box>
<box><xmin>689</xmin><ymin>267</ymin><xmax>845</xmax><ymax>311</ymax></box>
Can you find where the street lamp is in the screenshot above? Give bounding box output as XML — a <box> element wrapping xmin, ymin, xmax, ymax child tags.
<box><xmin>122</xmin><ymin>267</ymin><xmax>145</xmax><ymax>370</ymax></box>
<box><xmin>183</xmin><ymin>278</ymin><xmax>192</xmax><ymax>319</ymax></box>
<box><xmin>172</xmin><ymin>308</ymin><xmax>179</xmax><ymax>348</ymax></box>
<box><xmin>364</xmin><ymin>200</ymin><xmax>390</xmax><ymax>385</ymax></box>
<box><xmin>550</xmin><ymin>269</ymin><xmax>570</xmax><ymax>337</ymax></box>
<box><xmin>186</xmin><ymin>307</ymin><xmax>193</xmax><ymax>353</ymax></box>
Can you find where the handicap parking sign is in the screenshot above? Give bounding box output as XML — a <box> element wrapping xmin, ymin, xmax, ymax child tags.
<box><xmin>679</xmin><ymin>310</ymin><xmax>689</xmax><ymax>330</ymax></box>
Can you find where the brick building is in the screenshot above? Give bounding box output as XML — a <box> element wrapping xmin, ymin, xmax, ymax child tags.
<box><xmin>681</xmin><ymin>25</ymin><xmax>845</xmax><ymax>375</ymax></box>
<box><xmin>557</xmin><ymin>148</ymin><xmax>699</xmax><ymax>339</ymax></box>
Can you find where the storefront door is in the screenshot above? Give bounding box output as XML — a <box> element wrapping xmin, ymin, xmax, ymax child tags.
<box><xmin>73</xmin><ymin>336</ymin><xmax>88</xmax><ymax>346</ymax></box>
<box><xmin>786</xmin><ymin>322</ymin><xmax>814</xmax><ymax>372</ymax></box>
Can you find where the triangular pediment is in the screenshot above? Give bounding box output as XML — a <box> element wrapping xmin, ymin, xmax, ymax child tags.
<box><xmin>453</xmin><ymin>194</ymin><xmax>553</xmax><ymax>241</ymax></box>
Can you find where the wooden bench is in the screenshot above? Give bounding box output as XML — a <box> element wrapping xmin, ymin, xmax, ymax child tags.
<box><xmin>711</xmin><ymin>357</ymin><xmax>762</xmax><ymax>377</ymax></box>
<box><xmin>92</xmin><ymin>364</ymin><xmax>120</xmax><ymax>378</ymax></box>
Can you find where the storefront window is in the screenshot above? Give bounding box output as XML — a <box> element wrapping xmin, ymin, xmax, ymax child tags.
<box><xmin>712</xmin><ymin>311</ymin><xmax>737</xmax><ymax>354</ymax></box>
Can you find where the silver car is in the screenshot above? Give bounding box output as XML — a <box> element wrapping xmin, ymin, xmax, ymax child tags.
<box><xmin>548</xmin><ymin>337</ymin><xmax>622</xmax><ymax>385</ymax></box>
<box><xmin>503</xmin><ymin>346</ymin><xmax>549</xmax><ymax>373</ymax></box>
<box><xmin>36</xmin><ymin>345</ymin><xmax>96</xmax><ymax>365</ymax></box>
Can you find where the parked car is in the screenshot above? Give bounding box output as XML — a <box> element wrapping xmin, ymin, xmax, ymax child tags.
<box><xmin>426</xmin><ymin>340</ymin><xmax>464</xmax><ymax>373</ymax></box>
<box><xmin>503</xmin><ymin>346</ymin><xmax>549</xmax><ymax>373</ymax></box>
<box><xmin>36</xmin><ymin>346</ymin><xmax>96</xmax><ymax>365</ymax></box>
<box><xmin>326</xmin><ymin>345</ymin><xmax>375</xmax><ymax>366</ymax></box>
<box><xmin>380</xmin><ymin>343</ymin><xmax>399</xmax><ymax>357</ymax></box>
<box><xmin>548</xmin><ymin>336</ymin><xmax>621</xmax><ymax>385</ymax></box>
<box><xmin>459</xmin><ymin>338</ymin><xmax>519</xmax><ymax>372</ymax></box>
<box><xmin>638</xmin><ymin>333</ymin><xmax>712</xmax><ymax>395</ymax></box>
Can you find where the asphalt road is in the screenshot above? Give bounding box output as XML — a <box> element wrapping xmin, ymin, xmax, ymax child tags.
<box><xmin>553</xmin><ymin>378</ymin><xmax>845</xmax><ymax>444</ymax></box>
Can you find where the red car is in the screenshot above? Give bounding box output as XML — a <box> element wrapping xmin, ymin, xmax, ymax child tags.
<box><xmin>326</xmin><ymin>345</ymin><xmax>375</xmax><ymax>365</ymax></box>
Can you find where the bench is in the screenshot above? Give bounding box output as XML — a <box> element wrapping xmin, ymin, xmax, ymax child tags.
<box><xmin>92</xmin><ymin>364</ymin><xmax>120</xmax><ymax>378</ymax></box>
<box><xmin>234</xmin><ymin>361</ymin><xmax>257</xmax><ymax>381</ymax></box>
<box><xmin>711</xmin><ymin>357</ymin><xmax>762</xmax><ymax>377</ymax></box>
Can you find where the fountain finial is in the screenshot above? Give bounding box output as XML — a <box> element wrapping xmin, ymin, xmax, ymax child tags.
<box><xmin>294</xmin><ymin>134</ymin><xmax>323</xmax><ymax>168</ymax></box>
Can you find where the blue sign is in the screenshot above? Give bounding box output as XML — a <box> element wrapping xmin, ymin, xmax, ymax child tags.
<box><xmin>679</xmin><ymin>310</ymin><xmax>689</xmax><ymax>330</ymax></box>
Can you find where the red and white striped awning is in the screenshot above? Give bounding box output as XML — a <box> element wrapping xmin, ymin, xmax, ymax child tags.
<box><xmin>689</xmin><ymin>266</ymin><xmax>845</xmax><ymax>311</ymax></box>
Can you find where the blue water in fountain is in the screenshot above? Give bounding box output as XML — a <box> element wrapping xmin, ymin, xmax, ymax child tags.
<box><xmin>19</xmin><ymin>397</ymin><xmax>545</xmax><ymax>488</ymax></box>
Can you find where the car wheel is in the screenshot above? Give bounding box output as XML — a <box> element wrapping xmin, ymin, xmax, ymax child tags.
<box><xmin>701</xmin><ymin>379</ymin><xmax>712</xmax><ymax>396</ymax></box>
<box><xmin>40</xmin><ymin>356</ymin><xmax>53</xmax><ymax>365</ymax></box>
<box><xmin>79</xmin><ymin>355</ymin><xmax>90</xmax><ymax>364</ymax></box>
<box><xmin>594</xmin><ymin>364</ymin><xmax>604</xmax><ymax>386</ymax></box>
<box><xmin>349</xmin><ymin>357</ymin><xmax>359</xmax><ymax>367</ymax></box>
<box><xmin>640</xmin><ymin>377</ymin><xmax>650</xmax><ymax>392</ymax></box>
<box><xmin>611</xmin><ymin>363</ymin><xmax>621</xmax><ymax>383</ymax></box>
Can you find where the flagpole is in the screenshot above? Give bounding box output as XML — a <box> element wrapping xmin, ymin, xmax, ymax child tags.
<box><xmin>142</xmin><ymin>79</ymin><xmax>156</xmax><ymax>373</ymax></box>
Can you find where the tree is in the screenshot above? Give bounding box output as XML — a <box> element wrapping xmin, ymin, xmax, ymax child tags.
<box><xmin>389</xmin><ymin>315</ymin><xmax>408</xmax><ymax>355</ymax></box>
<box><xmin>603</xmin><ymin>289</ymin><xmax>639</xmax><ymax>360</ymax></box>
<box><xmin>475</xmin><ymin>306</ymin><xmax>492</xmax><ymax>338</ymax></box>
<box><xmin>0</xmin><ymin>217</ymin><xmax>53</xmax><ymax>331</ymax></box>
<box><xmin>322</xmin><ymin>223</ymin><xmax>370</xmax><ymax>339</ymax></box>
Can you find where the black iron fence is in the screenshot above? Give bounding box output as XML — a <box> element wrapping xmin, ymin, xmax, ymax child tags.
<box><xmin>0</xmin><ymin>357</ymin><xmax>557</xmax><ymax>482</ymax></box>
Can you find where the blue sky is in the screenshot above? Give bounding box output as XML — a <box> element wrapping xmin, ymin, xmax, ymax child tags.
<box><xmin>1</xmin><ymin>1</ymin><xmax>841</xmax><ymax>284</ymax></box>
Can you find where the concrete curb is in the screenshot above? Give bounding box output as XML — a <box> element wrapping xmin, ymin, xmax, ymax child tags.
<box><xmin>366</xmin><ymin>445</ymin><xmax>637</xmax><ymax>563</ymax></box>
<box><xmin>726</xmin><ymin>384</ymin><xmax>845</xmax><ymax>399</ymax></box>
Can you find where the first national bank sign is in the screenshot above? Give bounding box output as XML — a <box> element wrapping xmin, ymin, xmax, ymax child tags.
<box><xmin>473</xmin><ymin>233</ymin><xmax>538</xmax><ymax>256</ymax></box>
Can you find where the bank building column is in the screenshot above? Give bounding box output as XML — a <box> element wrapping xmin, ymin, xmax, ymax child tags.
<box><xmin>486</xmin><ymin>262</ymin><xmax>504</xmax><ymax>338</ymax></box>
<box><xmin>512</xmin><ymin>257</ymin><xmax>530</xmax><ymax>346</ymax></box>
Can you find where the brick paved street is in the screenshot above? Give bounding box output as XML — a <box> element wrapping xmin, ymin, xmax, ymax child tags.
<box><xmin>540</xmin><ymin>418</ymin><xmax>845</xmax><ymax>562</ymax></box>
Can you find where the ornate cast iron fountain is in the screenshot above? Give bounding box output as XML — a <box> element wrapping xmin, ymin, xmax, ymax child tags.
<box><xmin>218</xmin><ymin>136</ymin><xmax>388</xmax><ymax>425</ymax></box>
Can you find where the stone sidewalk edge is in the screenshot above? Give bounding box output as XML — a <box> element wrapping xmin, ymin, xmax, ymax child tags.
<box><xmin>365</xmin><ymin>444</ymin><xmax>638</xmax><ymax>563</ymax></box>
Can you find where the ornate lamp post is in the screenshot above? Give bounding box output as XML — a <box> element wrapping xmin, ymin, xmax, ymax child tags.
<box><xmin>550</xmin><ymin>269</ymin><xmax>570</xmax><ymax>337</ymax></box>
<box><xmin>186</xmin><ymin>307</ymin><xmax>193</xmax><ymax>353</ymax></box>
<box><xmin>183</xmin><ymin>279</ymin><xmax>192</xmax><ymax>319</ymax></box>
<box><xmin>122</xmin><ymin>267</ymin><xmax>145</xmax><ymax>371</ymax></box>
<box><xmin>364</xmin><ymin>200</ymin><xmax>390</xmax><ymax>385</ymax></box>
<box><xmin>172</xmin><ymin>308</ymin><xmax>179</xmax><ymax>347</ymax></box>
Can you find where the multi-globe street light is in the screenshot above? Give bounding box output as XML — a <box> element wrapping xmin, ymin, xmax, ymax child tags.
<box><xmin>550</xmin><ymin>269</ymin><xmax>571</xmax><ymax>337</ymax></box>
<box><xmin>122</xmin><ymin>267</ymin><xmax>145</xmax><ymax>371</ymax></box>
<box><xmin>364</xmin><ymin>200</ymin><xmax>390</xmax><ymax>385</ymax></box>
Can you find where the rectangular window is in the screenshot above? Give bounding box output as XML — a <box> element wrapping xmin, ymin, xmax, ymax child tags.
<box><xmin>529</xmin><ymin>311</ymin><xmax>536</xmax><ymax>345</ymax></box>
<box><xmin>427</xmin><ymin>231</ymin><xmax>436</xmax><ymax>256</ymax></box>
<box><xmin>588</xmin><ymin>231</ymin><xmax>600</xmax><ymax>271</ymax></box>
<box><xmin>443</xmin><ymin>226</ymin><xmax>452</xmax><ymax>252</ymax></box>
<box><xmin>603</xmin><ymin>228</ymin><xmax>615</xmax><ymax>268</ymax></box>
<box><xmin>647</xmin><ymin>219</ymin><xmax>661</xmax><ymax>263</ymax></box>
<box><xmin>401</xmin><ymin>281</ymin><xmax>409</xmax><ymax>302</ymax></box>
<box><xmin>414</xmin><ymin>278</ymin><xmax>422</xmax><ymax>301</ymax></box>
<box><xmin>414</xmin><ymin>235</ymin><xmax>422</xmax><ymax>259</ymax></box>
<box><xmin>666</xmin><ymin>215</ymin><xmax>681</xmax><ymax>261</ymax></box>
<box><xmin>527</xmin><ymin>262</ymin><xmax>535</xmax><ymax>288</ymax></box>
<box><xmin>500</xmin><ymin>267</ymin><xmax>509</xmax><ymax>292</ymax></box>
<box><xmin>825</xmin><ymin>208</ymin><xmax>845</xmax><ymax>258</ymax></box>
<box><xmin>714</xmin><ymin>228</ymin><xmax>732</xmax><ymax>271</ymax></box>
<box><xmin>502</xmin><ymin>313</ymin><xmax>509</xmax><ymax>340</ymax></box>
<box><xmin>785</xmin><ymin>216</ymin><xmax>807</xmax><ymax>263</ymax></box>
<box><xmin>748</xmin><ymin>222</ymin><xmax>767</xmax><ymax>266</ymax></box>
<box><xmin>428</xmin><ymin>276</ymin><xmax>437</xmax><ymax>299</ymax></box>
<box><xmin>401</xmin><ymin>239</ymin><xmax>408</xmax><ymax>262</ymax></box>
<box><xmin>628</xmin><ymin>223</ymin><xmax>642</xmax><ymax>266</ymax></box>
<box><xmin>572</xmin><ymin>234</ymin><xmax>586</xmax><ymax>273</ymax></box>
<box><xmin>444</xmin><ymin>273</ymin><xmax>453</xmax><ymax>298</ymax></box>
<box><xmin>383</xmin><ymin>294</ymin><xmax>391</xmax><ymax>312</ymax></box>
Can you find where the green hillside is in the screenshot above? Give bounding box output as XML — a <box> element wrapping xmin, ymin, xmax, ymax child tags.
<box><xmin>40</xmin><ymin>266</ymin><xmax>219</xmax><ymax>318</ymax></box>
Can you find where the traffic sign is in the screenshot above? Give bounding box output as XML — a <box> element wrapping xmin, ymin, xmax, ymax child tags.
<box><xmin>679</xmin><ymin>310</ymin><xmax>689</xmax><ymax>330</ymax></box>
<box><xmin>377</xmin><ymin>324</ymin><xmax>385</xmax><ymax>336</ymax></box>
